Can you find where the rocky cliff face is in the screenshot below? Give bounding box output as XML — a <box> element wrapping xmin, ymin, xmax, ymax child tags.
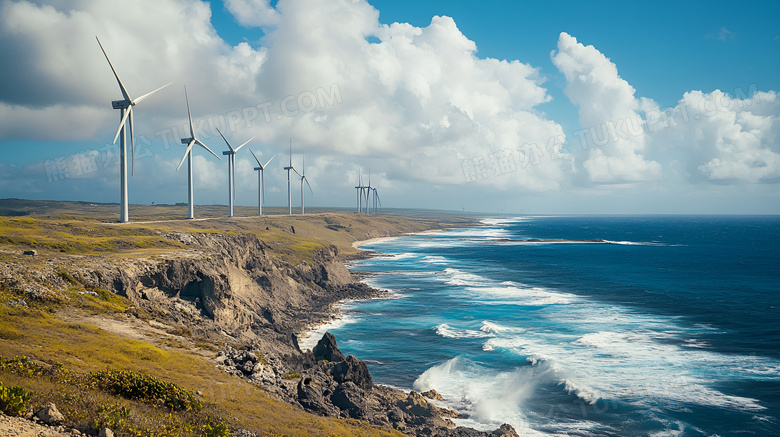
<box><xmin>2</xmin><ymin>230</ymin><xmax>517</xmax><ymax>437</ymax></box>
<box><xmin>70</xmin><ymin>232</ymin><xmax>374</xmax><ymax>349</ymax></box>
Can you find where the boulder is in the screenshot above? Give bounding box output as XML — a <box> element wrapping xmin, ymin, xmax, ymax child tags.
<box><xmin>35</xmin><ymin>403</ymin><xmax>64</xmax><ymax>425</ymax></box>
<box><xmin>421</xmin><ymin>389</ymin><xmax>444</xmax><ymax>401</ymax></box>
<box><xmin>99</xmin><ymin>427</ymin><xmax>115</xmax><ymax>437</ymax></box>
<box><xmin>491</xmin><ymin>424</ymin><xmax>519</xmax><ymax>437</ymax></box>
<box><xmin>312</xmin><ymin>332</ymin><xmax>345</xmax><ymax>362</ymax></box>
<box><xmin>297</xmin><ymin>374</ymin><xmax>336</xmax><ymax>415</ymax></box>
<box><xmin>331</xmin><ymin>382</ymin><xmax>367</xmax><ymax>419</ymax></box>
<box><xmin>330</xmin><ymin>355</ymin><xmax>373</xmax><ymax>389</ymax></box>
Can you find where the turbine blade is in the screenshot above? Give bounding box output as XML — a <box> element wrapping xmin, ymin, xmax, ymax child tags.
<box><xmin>263</xmin><ymin>154</ymin><xmax>276</xmax><ymax>169</ymax></box>
<box><xmin>376</xmin><ymin>191</ymin><xmax>382</xmax><ymax>207</ymax></box>
<box><xmin>112</xmin><ymin>106</ymin><xmax>132</xmax><ymax>144</ymax></box>
<box><xmin>96</xmin><ymin>36</ymin><xmax>131</xmax><ymax>102</ymax></box>
<box><xmin>216</xmin><ymin>127</ymin><xmax>234</xmax><ymax>152</ymax></box>
<box><xmin>134</xmin><ymin>82</ymin><xmax>172</xmax><ymax>105</ymax></box>
<box><xmin>305</xmin><ymin>177</ymin><xmax>313</xmax><ymax>194</ymax></box>
<box><xmin>129</xmin><ymin>107</ymin><xmax>135</xmax><ymax>176</ymax></box>
<box><xmin>249</xmin><ymin>148</ymin><xmax>262</xmax><ymax>166</ymax></box>
<box><xmin>195</xmin><ymin>139</ymin><xmax>221</xmax><ymax>160</ymax></box>
<box><xmin>176</xmin><ymin>141</ymin><xmax>194</xmax><ymax>172</ymax></box>
<box><xmin>235</xmin><ymin>136</ymin><xmax>254</xmax><ymax>152</ymax></box>
<box><xmin>292</xmin><ymin>167</ymin><xmax>302</xmax><ymax>178</ymax></box>
<box><xmin>185</xmin><ymin>86</ymin><xmax>195</xmax><ymax>139</ymax></box>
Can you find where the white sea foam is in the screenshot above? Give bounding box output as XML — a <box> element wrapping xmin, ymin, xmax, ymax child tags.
<box><xmin>479</xmin><ymin>217</ymin><xmax>528</xmax><ymax>226</ymax></box>
<box><xmin>434</xmin><ymin>323</ymin><xmax>495</xmax><ymax>339</ymax></box>
<box><xmin>413</xmin><ymin>356</ymin><xmax>598</xmax><ymax>436</ymax></box>
<box><xmin>422</xmin><ymin>255</ymin><xmax>450</xmax><ymax>265</ymax></box>
<box><xmin>298</xmin><ymin>310</ymin><xmax>359</xmax><ymax>352</ymax></box>
<box><xmin>443</xmin><ymin>268</ymin><xmax>487</xmax><ymax>287</ymax></box>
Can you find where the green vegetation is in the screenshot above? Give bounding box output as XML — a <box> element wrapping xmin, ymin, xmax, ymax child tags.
<box><xmin>86</xmin><ymin>369</ymin><xmax>203</xmax><ymax>411</ymax></box>
<box><xmin>0</xmin><ymin>380</ymin><xmax>33</xmax><ymax>416</ymax></box>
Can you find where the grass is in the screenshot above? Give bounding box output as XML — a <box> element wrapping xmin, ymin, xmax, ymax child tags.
<box><xmin>0</xmin><ymin>303</ymin><xmax>405</xmax><ymax>436</ymax></box>
<box><xmin>0</xmin><ymin>199</ymin><xmax>454</xmax><ymax>435</ymax></box>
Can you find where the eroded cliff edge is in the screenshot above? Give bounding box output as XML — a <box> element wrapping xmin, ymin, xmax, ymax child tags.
<box><xmin>2</xmin><ymin>222</ymin><xmax>516</xmax><ymax>436</ymax></box>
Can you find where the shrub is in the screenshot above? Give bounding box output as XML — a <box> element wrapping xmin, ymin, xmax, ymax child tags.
<box><xmin>201</xmin><ymin>416</ymin><xmax>230</xmax><ymax>437</ymax></box>
<box><xmin>0</xmin><ymin>380</ymin><xmax>33</xmax><ymax>416</ymax></box>
<box><xmin>86</xmin><ymin>369</ymin><xmax>203</xmax><ymax>412</ymax></box>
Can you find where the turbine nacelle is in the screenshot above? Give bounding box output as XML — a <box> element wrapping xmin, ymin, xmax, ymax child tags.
<box><xmin>111</xmin><ymin>100</ymin><xmax>131</xmax><ymax>110</ymax></box>
<box><xmin>181</xmin><ymin>137</ymin><xmax>194</xmax><ymax>145</ymax></box>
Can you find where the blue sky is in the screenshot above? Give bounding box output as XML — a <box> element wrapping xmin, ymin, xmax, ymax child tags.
<box><xmin>1</xmin><ymin>0</ymin><xmax>779</xmax><ymax>215</ymax></box>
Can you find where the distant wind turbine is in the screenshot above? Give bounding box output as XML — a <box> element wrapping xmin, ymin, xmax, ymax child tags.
<box><xmin>96</xmin><ymin>36</ymin><xmax>172</xmax><ymax>223</ymax></box>
<box><xmin>283</xmin><ymin>139</ymin><xmax>297</xmax><ymax>215</ymax></box>
<box><xmin>295</xmin><ymin>154</ymin><xmax>314</xmax><ymax>214</ymax></box>
<box><xmin>355</xmin><ymin>170</ymin><xmax>363</xmax><ymax>213</ymax></box>
<box><xmin>217</xmin><ymin>128</ymin><xmax>253</xmax><ymax>218</ymax></box>
<box><xmin>249</xmin><ymin>149</ymin><xmax>275</xmax><ymax>216</ymax></box>
<box><xmin>372</xmin><ymin>187</ymin><xmax>381</xmax><ymax>212</ymax></box>
<box><xmin>364</xmin><ymin>169</ymin><xmax>372</xmax><ymax>214</ymax></box>
<box><xmin>176</xmin><ymin>86</ymin><xmax>221</xmax><ymax>219</ymax></box>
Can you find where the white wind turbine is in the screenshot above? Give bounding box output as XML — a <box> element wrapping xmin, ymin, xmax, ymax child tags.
<box><xmin>355</xmin><ymin>170</ymin><xmax>363</xmax><ymax>213</ymax></box>
<box><xmin>364</xmin><ymin>169</ymin><xmax>372</xmax><ymax>214</ymax></box>
<box><xmin>372</xmin><ymin>187</ymin><xmax>381</xmax><ymax>212</ymax></box>
<box><xmin>176</xmin><ymin>86</ymin><xmax>221</xmax><ymax>219</ymax></box>
<box><xmin>294</xmin><ymin>154</ymin><xmax>313</xmax><ymax>214</ymax></box>
<box><xmin>217</xmin><ymin>127</ymin><xmax>254</xmax><ymax>218</ymax></box>
<box><xmin>96</xmin><ymin>36</ymin><xmax>172</xmax><ymax>223</ymax></box>
<box><xmin>283</xmin><ymin>139</ymin><xmax>297</xmax><ymax>215</ymax></box>
<box><xmin>249</xmin><ymin>149</ymin><xmax>275</xmax><ymax>216</ymax></box>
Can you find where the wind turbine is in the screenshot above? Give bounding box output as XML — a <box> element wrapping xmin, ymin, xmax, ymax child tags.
<box><xmin>355</xmin><ymin>170</ymin><xmax>363</xmax><ymax>213</ymax></box>
<box><xmin>176</xmin><ymin>86</ymin><xmax>221</xmax><ymax>219</ymax></box>
<box><xmin>295</xmin><ymin>154</ymin><xmax>314</xmax><ymax>214</ymax></box>
<box><xmin>96</xmin><ymin>36</ymin><xmax>172</xmax><ymax>223</ymax></box>
<box><xmin>364</xmin><ymin>169</ymin><xmax>372</xmax><ymax>214</ymax></box>
<box><xmin>249</xmin><ymin>149</ymin><xmax>275</xmax><ymax>216</ymax></box>
<box><xmin>217</xmin><ymin>128</ymin><xmax>253</xmax><ymax>217</ymax></box>
<box><xmin>372</xmin><ymin>187</ymin><xmax>381</xmax><ymax>213</ymax></box>
<box><xmin>283</xmin><ymin>139</ymin><xmax>297</xmax><ymax>215</ymax></box>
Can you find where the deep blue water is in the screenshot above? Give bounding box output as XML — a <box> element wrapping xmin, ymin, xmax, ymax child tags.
<box><xmin>305</xmin><ymin>216</ymin><xmax>780</xmax><ymax>436</ymax></box>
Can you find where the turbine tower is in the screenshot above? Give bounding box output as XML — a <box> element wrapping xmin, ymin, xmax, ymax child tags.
<box><xmin>96</xmin><ymin>36</ymin><xmax>171</xmax><ymax>223</ymax></box>
<box><xmin>372</xmin><ymin>187</ymin><xmax>381</xmax><ymax>212</ymax></box>
<box><xmin>364</xmin><ymin>169</ymin><xmax>372</xmax><ymax>214</ymax></box>
<box><xmin>217</xmin><ymin>128</ymin><xmax>253</xmax><ymax>217</ymax></box>
<box><xmin>176</xmin><ymin>86</ymin><xmax>221</xmax><ymax>219</ymax></box>
<box><xmin>249</xmin><ymin>149</ymin><xmax>275</xmax><ymax>216</ymax></box>
<box><xmin>283</xmin><ymin>139</ymin><xmax>297</xmax><ymax>215</ymax></box>
<box><xmin>295</xmin><ymin>154</ymin><xmax>313</xmax><ymax>214</ymax></box>
<box><xmin>355</xmin><ymin>171</ymin><xmax>362</xmax><ymax>213</ymax></box>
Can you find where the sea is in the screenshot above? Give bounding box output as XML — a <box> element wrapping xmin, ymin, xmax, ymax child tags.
<box><xmin>302</xmin><ymin>216</ymin><xmax>780</xmax><ymax>436</ymax></box>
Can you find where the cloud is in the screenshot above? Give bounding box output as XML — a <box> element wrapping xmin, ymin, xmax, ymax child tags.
<box><xmin>647</xmin><ymin>89</ymin><xmax>780</xmax><ymax>183</ymax></box>
<box><xmin>224</xmin><ymin>0</ymin><xmax>280</xmax><ymax>28</ymax></box>
<box><xmin>707</xmin><ymin>27</ymin><xmax>736</xmax><ymax>41</ymax></box>
<box><xmin>551</xmin><ymin>32</ymin><xmax>660</xmax><ymax>183</ymax></box>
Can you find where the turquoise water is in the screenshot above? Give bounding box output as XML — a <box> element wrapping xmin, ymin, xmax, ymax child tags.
<box><xmin>320</xmin><ymin>216</ymin><xmax>780</xmax><ymax>436</ymax></box>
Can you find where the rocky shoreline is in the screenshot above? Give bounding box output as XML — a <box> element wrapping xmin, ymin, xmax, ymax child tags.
<box><xmin>1</xmin><ymin>222</ymin><xmax>517</xmax><ymax>436</ymax></box>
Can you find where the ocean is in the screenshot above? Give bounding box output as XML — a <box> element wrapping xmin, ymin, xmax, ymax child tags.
<box><xmin>303</xmin><ymin>216</ymin><xmax>780</xmax><ymax>436</ymax></box>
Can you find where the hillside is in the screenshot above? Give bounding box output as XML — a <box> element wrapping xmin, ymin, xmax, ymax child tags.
<box><xmin>0</xmin><ymin>200</ymin><xmax>516</xmax><ymax>437</ymax></box>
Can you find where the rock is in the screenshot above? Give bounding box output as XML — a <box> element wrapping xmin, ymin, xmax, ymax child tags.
<box><xmin>330</xmin><ymin>355</ymin><xmax>373</xmax><ymax>390</ymax></box>
<box><xmin>331</xmin><ymin>382</ymin><xmax>367</xmax><ymax>419</ymax></box>
<box><xmin>491</xmin><ymin>424</ymin><xmax>519</xmax><ymax>437</ymax></box>
<box><xmin>422</xmin><ymin>389</ymin><xmax>444</xmax><ymax>401</ymax></box>
<box><xmin>312</xmin><ymin>333</ymin><xmax>346</xmax><ymax>363</ymax></box>
<box><xmin>23</xmin><ymin>250</ymin><xmax>37</xmax><ymax>256</ymax></box>
<box><xmin>36</xmin><ymin>403</ymin><xmax>64</xmax><ymax>425</ymax></box>
<box><xmin>99</xmin><ymin>427</ymin><xmax>115</xmax><ymax>437</ymax></box>
<box><xmin>297</xmin><ymin>374</ymin><xmax>336</xmax><ymax>415</ymax></box>
<box><xmin>232</xmin><ymin>430</ymin><xmax>257</xmax><ymax>437</ymax></box>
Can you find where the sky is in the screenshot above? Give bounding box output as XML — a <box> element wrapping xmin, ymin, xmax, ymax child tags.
<box><xmin>1</xmin><ymin>0</ymin><xmax>779</xmax><ymax>215</ymax></box>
